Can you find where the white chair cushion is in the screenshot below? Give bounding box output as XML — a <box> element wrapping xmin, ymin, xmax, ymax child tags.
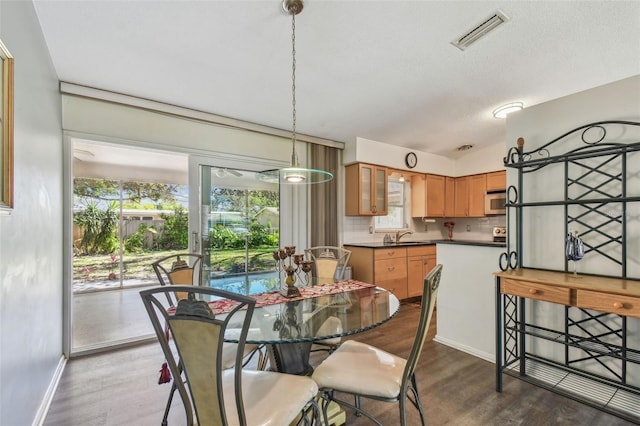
<box><xmin>222</xmin><ymin>369</ymin><xmax>318</xmax><ymax>426</ymax></box>
<box><xmin>312</xmin><ymin>340</ymin><xmax>406</xmax><ymax>399</ymax></box>
<box><xmin>221</xmin><ymin>328</ymin><xmax>264</xmax><ymax>369</ymax></box>
<box><xmin>221</xmin><ymin>342</ymin><xmax>261</xmax><ymax>370</ymax></box>
<box><xmin>315</xmin><ymin>316</ymin><xmax>343</xmax><ymax>346</ymax></box>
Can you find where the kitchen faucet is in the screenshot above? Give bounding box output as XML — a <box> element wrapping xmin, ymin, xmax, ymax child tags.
<box><xmin>395</xmin><ymin>230</ymin><xmax>413</xmax><ymax>243</ymax></box>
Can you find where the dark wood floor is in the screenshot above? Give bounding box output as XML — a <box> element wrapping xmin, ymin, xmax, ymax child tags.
<box><xmin>45</xmin><ymin>302</ymin><xmax>637</xmax><ymax>425</ymax></box>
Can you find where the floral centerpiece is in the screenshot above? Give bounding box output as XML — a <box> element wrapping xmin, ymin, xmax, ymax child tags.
<box><xmin>444</xmin><ymin>221</ymin><xmax>455</xmax><ymax>241</ymax></box>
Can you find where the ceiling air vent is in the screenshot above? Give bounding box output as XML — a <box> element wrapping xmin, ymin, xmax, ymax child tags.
<box><xmin>451</xmin><ymin>10</ymin><xmax>509</xmax><ymax>51</ymax></box>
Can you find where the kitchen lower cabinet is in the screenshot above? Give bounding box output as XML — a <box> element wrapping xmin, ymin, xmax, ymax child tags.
<box><xmin>407</xmin><ymin>245</ymin><xmax>436</xmax><ymax>298</ymax></box>
<box><xmin>345</xmin><ymin>244</ymin><xmax>437</xmax><ymax>300</ymax></box>
<box><xmin>344</xmin><ymin>246</ymin><xmax>408</xmax><ymax>299</ymax></box>
<box><xmin>372</xmin><ymin>247</ymin><xmax>408</xmax><ymax>299</ymax></box>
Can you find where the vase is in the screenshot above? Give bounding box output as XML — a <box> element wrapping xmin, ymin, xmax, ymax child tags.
<box><xmin>448</xmin><ymin>228</ymin><xmax>453</xmax><ymax>241</ymax></box>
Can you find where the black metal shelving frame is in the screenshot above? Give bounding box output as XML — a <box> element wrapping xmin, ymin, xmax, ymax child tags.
<box><xmin>495</xmin><ymin>120</ymin><xmax>640</xmax><ymax>422</ymax></box>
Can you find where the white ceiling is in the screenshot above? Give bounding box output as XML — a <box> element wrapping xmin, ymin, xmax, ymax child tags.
<box><xmin>34</xmin><ymin>0</ymin><xmax>640</xmax><ymax>160</ymax></box>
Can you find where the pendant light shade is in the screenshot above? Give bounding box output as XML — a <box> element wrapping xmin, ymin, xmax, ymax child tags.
<box><xmin>257</xmin><ymin>0</ymin><xmax>334</xmax><ymax>185</ymax></box>
<box><xmin>258</xmin><ymin>166</ymin><xmax>334</xmax><ymax>184</ymax></box>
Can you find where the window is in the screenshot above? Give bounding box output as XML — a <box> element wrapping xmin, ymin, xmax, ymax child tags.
<box><xmin>374</xmin><ymin>178</ymin><xmax>407</xmax><ymax>231</ymax></box>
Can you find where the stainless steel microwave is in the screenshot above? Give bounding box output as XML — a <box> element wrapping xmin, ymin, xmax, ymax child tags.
<box><xmin>485</xmin><ymin>192</ymin><xmax>506</xmax><ymax>215</ymax></box>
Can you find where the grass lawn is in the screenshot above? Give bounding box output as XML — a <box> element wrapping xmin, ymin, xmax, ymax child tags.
<box><xmin>73</xmin><ymin>246</ymin><xmax>278</xmax><ymax>282</ymax></box>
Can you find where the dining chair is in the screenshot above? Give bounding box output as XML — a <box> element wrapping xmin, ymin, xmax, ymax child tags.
<box><xmin>152</xmin><ymin>253</ymin><xmax>266</xmax><ymax>367</ymax></box>
<box><xmin>303</xmin><ymin>246</ymin><xmax>352</xmax><ymax>354</ymax></box>
<box><xmin>311</xmin><ymin>264</ymin><xmax>443</xmax><ymax>426</ymax></box>
<box><xmin>151</xmin><ymin>253</ymin><xmax>204</xmax><ymax>306</ymax></box>
<box><xmin>304</xmin><ymin>246</ymin><xmax>352</xmax><ymax>284</ymax></box>
<box><xmin>140</xmin><ymin>285</ymin><xmax>321</xmax><ymax>426</ymax></box>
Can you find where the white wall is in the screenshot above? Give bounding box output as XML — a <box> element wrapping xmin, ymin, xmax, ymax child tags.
<box><xmin>0</xmin><ymin>2</ymin><xmax>64</xmax><ymax>425</ymax></box>
<box><xmin>454</xmin><ymin>141</ymin><xmax>506</xmax><ymax>176</ymax></box>
<box><xmin>344</xmin><ymin>137</ymin><xmax>454</xmax><ymax>175</ymax></box>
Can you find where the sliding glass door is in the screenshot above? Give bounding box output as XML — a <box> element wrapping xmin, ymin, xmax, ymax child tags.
<box><xmin>70</xmin><ymin>139</ymin><xmax>189</xmax><ymax>354</ymax></box>
<box><xmin>195</xmin><ymin>165</ymin><xmax>280</xmax><ymax>295</ymax></box>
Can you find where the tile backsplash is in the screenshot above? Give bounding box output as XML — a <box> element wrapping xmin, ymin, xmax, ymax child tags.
<box><xmin>342</xmin><ymin>215</ymin><xmax>506</xmax><ymax>245</ymax></box>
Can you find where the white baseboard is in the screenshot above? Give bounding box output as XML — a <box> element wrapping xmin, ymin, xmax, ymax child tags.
<box><xmin>33</xmin><ymin>355</ymin><xmax>67</xmax><ymax>426</ymax></box>
<box><xmin>434</xmin><ymin>334</ymin><xmax>495</xmax><ymax>364</ymax></box>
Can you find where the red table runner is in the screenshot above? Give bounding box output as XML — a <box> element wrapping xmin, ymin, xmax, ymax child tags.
<box><xmin>208</xmin><ymin>280</ymin><xmax>375</xmax><ymax>315</ymax></box>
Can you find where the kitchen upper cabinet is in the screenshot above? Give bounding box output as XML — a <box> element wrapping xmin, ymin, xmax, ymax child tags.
<box><xmin>345</xmin><ymin>163</ymin><xmax>388</xmax><ymax>216</ymax></box>
<box><xmin>486</xmin><ymin>170</ymin><xmax>506</xmax><ymax>192</ymax></box>
<box><xmin>468</xmin><ymin>174</ymin><xmax>487</xmax><ymax>216</ymax></box>
<box><xmin>454</xmin><ymin>177</ymin><xmax>469</xmax><ymax>217</ymax></box>
<box><xmin>411</xmin><ymin>174</ymin><xmax>445</xmax><ymax>217</ymax></box>
<box><xmin>454</xmin><ymin>174</ymin><xmax>486</xmax><ymax>217</ymax></box>
<box><xmin>444</xmin><ymin>177</ymin><xmax>455</xmax><ymax>217</ymax></box>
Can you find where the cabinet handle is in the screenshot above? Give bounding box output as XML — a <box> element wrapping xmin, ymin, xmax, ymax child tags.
<box><xmin>372</xmin><ymin>205</ymin><xmax>377</xmax><ymax>213</ymax></box>
<box><xmin>388</xmin><ymin>266</ymin><xmax>395</xmax><ymax>271</ymax></box>
<box><xmin>528</xmin><ymin>288</ymin><xmax>538</xmax><ymax>295</ymax></box>
<box><xmin>387</xmin><ymin>251</ymin><xmax>395</xmax><ymax>256</ymax></box>
<box><xmin>613</xmin><ymin>302</ymin><xmax>624</xmax><ymax>309</ymax></box>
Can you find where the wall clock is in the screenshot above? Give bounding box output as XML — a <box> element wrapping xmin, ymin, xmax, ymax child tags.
<box><xmin>405</xmin><ymin>152</ymin><xmax>417</xmax><ymax>169</ymax></box>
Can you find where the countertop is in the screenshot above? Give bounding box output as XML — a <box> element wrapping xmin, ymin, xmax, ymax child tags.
<box><xmin>343</xmin><ymin>239</ymin><xmax>506</xmax><ymax>249</ymax></box>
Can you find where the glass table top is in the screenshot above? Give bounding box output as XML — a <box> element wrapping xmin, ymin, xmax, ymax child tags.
<box><xmin>222</xmin><ymin>285</ymin><xmax>400</xmax><ymax>345</ymax></box>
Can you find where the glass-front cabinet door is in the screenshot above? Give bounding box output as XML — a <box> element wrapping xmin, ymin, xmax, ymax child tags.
<box><xmin>345</xmin><ymin>163</ymin><xmax>388</xmax><ymax>216</ymax></box>
<box><xmin>374</xmin><ymin>166</ymin><xmax>388</xmax><ymax>215</ymax></box>
<box><xmin>360</xmin><ymin>165</ymin><xmax>372</xmax><ymax>213</ymax></box>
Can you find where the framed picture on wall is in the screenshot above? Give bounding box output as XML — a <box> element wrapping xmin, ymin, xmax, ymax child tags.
<box><xmin>0</xmin><ymin>38</ymin><xmax>14</xmax><ymax>211</ymax></box>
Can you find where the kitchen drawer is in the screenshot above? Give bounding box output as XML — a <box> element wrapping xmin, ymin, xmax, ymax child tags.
<box><xmin>377</xmin><ymin>277</ymin><xmax>408</xmax><ymax>300</ymax></box>
<box><xmin>375</xmin><ymin>258</ymin><xmax>407</xmax><ymax>281</ymax></box>
<box><xmin>501</xmin><ymin>279</ymin><xmax>571</xmax><ymax>305</ymax></box>
<box><xmin>577</xmin><ymin>290</ymin><xmax>640</xmax><ymax>319</ymax></box>
<box><xmin>406</xmin><ymin>245</ymin><xmax>436</xmax><ymax>257</ymax></box>
<box><xmin>374</xmin><ymin>247</ymin><xmax>407</xmax><ymax>260</ymax></box>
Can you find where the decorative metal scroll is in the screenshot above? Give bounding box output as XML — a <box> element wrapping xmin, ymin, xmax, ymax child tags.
<box><xmin>499</xmin><ymin>184</ymin><xmax>519</xmax><ymax>271</ymax></box>
<box><xmin>504</xmin><ymin>120</ymin><xmax>640</xmax><ymax>173</ymax></box>
<box><xmin>502</xmin><ymin>119</ymin><xmax>640</xmax><ymax>278</ymax></box>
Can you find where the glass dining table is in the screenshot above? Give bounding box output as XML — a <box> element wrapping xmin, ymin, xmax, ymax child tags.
<box><xmin>219</xmin><ymin>281</ymin><xmax>400</xmax><ymax>375</ymax></box>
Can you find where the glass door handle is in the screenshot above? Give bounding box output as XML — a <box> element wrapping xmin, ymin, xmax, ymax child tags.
<box><xmin>192</xmin><ymin>232</ymin><xmax>199</xmax><ymax>252</ymax></box>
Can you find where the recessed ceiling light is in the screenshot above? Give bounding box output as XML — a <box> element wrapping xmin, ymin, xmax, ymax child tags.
<box><xmin>456</xmin><ymin>144</ymin><xmax>474</xmax><ymax>152</ymax></box>
<box><xmin>493</xmin><ymin>102</ymin><xmax>523</xmax><ymax>119</ymax></box>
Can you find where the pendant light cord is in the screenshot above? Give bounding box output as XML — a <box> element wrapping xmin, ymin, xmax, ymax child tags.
<box><xmin>290</xmin><ymin>5</ymin><xmax>299</xmax><ymax>167</ymax></box>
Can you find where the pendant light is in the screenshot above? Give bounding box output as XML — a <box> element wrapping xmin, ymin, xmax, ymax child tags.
<box><xmin>258</xmin><ymin>0</ymin><xmax>334</xmax><ymax>184</ymax></box>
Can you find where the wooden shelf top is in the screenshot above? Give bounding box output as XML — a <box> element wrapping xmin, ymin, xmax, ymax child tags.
<box><xmin>494</xmin><ymin>268</ymin><xmax>640</xmax><ymax>297</ymax></box>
